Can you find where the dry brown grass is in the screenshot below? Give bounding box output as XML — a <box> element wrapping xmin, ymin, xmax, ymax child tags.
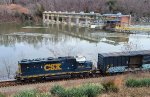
<box><xmin>0</xmin><ymin>4</ymin><xmax>29</xmax><ymax>14</ymax></box>
<box><xmin>105</xmin><ymin>87</ymin><xmax>150</xmax><ymax>97</ymax></box>
<box><xmin>36</xmin><ymin>85</ymin><xmax>49</xmax><ymax>93</ymax></box>
<box><xmin>8</xmin><ymin>4</ymin><xmax>29</xmax><ymax>14</ymax></box>
<box><xmin>0</xmin><ymin>4</ymin><xmax>29</xmax><ymax>23</ymax></box>
<box><xmin>113</xmin><ymin>75</ymin><xmax>124</xmax><ymax>88</ymax></box>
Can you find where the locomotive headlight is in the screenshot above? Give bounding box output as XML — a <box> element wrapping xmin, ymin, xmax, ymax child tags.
<box><xmin>16</xmin><ymin>64</ymin><xmax>22</xmax><ymax>75</ymax></box>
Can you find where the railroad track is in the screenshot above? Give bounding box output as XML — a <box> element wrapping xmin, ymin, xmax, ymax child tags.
<box><xmin>0</xmin><ymin>74</ymin><xmax>101</xmax><ymax>88</ymax></box>
<box><xmin>0</xmin><ymin>80</ymin><xmax>17</xmax><ymax>88</ymax></box>
<box><xmin>0</xmin><ymin>70</ymin><xmax>149</xmax><ymax>88</ymax></box>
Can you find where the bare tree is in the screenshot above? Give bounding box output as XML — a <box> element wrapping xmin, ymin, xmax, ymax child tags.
<box><xmin>1</xmin><ymin>0</ymin><xmax>150</xmax><ymax>23</ymax></box>
<box><xmin>2</xmin><ymin>59</ymin><xmax>12</xmax><ymax>79</ymax></box>
<box><xmin>47</xmin><ymin>44</ymin><xmax>80</xmax><ymax>57</ymax></box>
<box><xmin>121</xmin><ymin>41</ymin><xmax>143</xmax><ymax>53</ymax></box>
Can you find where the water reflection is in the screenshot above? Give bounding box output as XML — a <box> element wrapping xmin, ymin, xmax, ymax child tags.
<box><xmin>0</xmin><ymin>23</ymin><xmax>150</xmax><ymax>79</ymax></box>
<box><xmin>0</xmin><ymin>24</ymin><xmax>130</xmax><ymax>47</ymax></box>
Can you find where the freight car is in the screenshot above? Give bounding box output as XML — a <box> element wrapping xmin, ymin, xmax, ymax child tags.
<box><xmin>15</xmin><ymin>56</ymin><xmax>95</xmax><ymax>81</ymax></box>
<box><xmin>98</xmin><ymin>50</ymin><xmax>150</xmax><ymax>74</ymax></box>
<box><xmin>15</xmin><ymin>50</ymin><xmax>150</xmax><ymax>82</ymax></box>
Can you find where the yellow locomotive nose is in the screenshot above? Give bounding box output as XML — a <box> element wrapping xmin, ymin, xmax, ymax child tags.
<box><xmin>15</xmin><ymin>64</ymin><xmax>22</xmax><ymax>79</ymax></box>
<box><xmin>17</xmin><ymin>64</ymin><xmax>22</xmax><ymax>74</ymax></box>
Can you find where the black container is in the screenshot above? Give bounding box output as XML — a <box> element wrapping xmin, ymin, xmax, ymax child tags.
<box><xmin>98</xmin><ymin>50</ymin><xmax>150</xmax><ymax>74</ymax></box>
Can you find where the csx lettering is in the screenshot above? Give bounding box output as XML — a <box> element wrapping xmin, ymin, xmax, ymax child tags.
<box><xmin>44</xmin><ymin>64</ymin><xmax>62</xmax><ymax>71</ymax></box>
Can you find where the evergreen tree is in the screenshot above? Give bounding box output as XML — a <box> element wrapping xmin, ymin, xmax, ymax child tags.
<box><xmin>106</xmin><ymin>0</ymin><xmax>117</xmax><ymax>13</ymax></box>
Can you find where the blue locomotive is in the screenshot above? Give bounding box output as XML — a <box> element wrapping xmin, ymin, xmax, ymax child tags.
<box><xmin>15</xmin><ymin>56</ymin><xmax>95</xmax><ymax>81</ymax></box>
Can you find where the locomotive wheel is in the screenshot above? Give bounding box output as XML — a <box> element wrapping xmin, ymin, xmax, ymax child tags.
<box><xmin>85</xmin><ymin>73</ymin><xmax>90</xmax><ymax>78</ymax></box>
<box><xmin>79</xmin><ymin>74</ymin><xmax>84</xmax><ymax>78</ymax></box>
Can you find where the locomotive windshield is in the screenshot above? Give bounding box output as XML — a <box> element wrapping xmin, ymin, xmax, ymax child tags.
<box><xmin>76</xmin><ymin>55</ymin><xmax>86</xmax><ymax>63</ymax></box>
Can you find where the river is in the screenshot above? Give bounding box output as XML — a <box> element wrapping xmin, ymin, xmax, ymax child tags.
<box><xmin>0</xmin><ymin>23</ymin><xmax>150</xmax><ymax>80</ymax></box>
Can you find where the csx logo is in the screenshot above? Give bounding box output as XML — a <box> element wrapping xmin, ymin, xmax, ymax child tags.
<box><xmin>44</xmin><ymin>64</ymin><xmax>62</xmax><ymax>71</ymax></box>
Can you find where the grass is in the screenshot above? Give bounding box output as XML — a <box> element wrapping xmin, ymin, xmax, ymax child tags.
<box><xmin>65</xmin><ymin>87</ymin><xmax>85</xmax><ymax>97</ymax></box>
<box><xmin>37</xmin><ymin>93</ymin><xmax>51</xmax><ymax>97</ymax></box>
<box><xmin>126</xmin><ymin>78</ymin><xmax>150</xmax><ymax>87</ymax></box>
<box><xmin>50</xmin><ymin>85</ymin><xmax>65</xmax><ymax>96</ymax></box>
<box><xmin>14</xmin><ymin>89</ymin><xmax>51</xmax><ymax>97</ymax></box>
<box><xmin>14</xmin><ymin>90</ymin><xmax>38</xmax><ymax>97</ymax></box>
<box><xmin>50</xmin><ymin>83</ymin><xmax>104</xmax><ymax>97</ymax></box>
<box><xmin>0</xmin><ymin>93</ymin><xmax>5</xmax><ymax>97</ymax></box>
<box><xmin>80</xmin><ymin>83</ymin><xmax>104</xmax><ymax>97</ymax></box>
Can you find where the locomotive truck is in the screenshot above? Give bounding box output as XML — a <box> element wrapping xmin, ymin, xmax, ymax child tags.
<box><xmin>15</xmin><ymin>50</ymin><xmax>150</xmax><ymax>82</ymax></box>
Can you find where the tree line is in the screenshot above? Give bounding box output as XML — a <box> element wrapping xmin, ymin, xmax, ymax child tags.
<box><xmin>1</xmin><ymin>0</ymin><xmax>150</xmax><ymax>22</ymax></box>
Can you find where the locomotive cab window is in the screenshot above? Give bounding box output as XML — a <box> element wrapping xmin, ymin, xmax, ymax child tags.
<box><xmin>86</xmin><ymin>63</ymin><xmax>91</xmax><ymax>68</ymax></box>
<box><xmin>77</xmin><ymin>62</ymin><xmax>85</xmax><ymax>68</ymax></box>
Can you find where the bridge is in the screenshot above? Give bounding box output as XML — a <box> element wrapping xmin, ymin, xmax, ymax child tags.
<box><xmin>43</xmin><ymin>11</ymin><xmax>104</xmax><ymax>27</ymax></box>
<box><xmin>43</xmin><ymin>11</ymin><xmax>131</xmax><ymax>29</ymax></box>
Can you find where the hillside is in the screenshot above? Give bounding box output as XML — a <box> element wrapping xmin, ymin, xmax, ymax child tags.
<box><xmin>1</xmin><ymin>0</ymin><xmax>150</xmax><ymax>23</ymax></box>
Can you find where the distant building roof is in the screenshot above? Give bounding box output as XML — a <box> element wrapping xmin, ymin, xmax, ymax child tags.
<box><xmin>103</xmin><ymin>13</ymin><xmax>130</xmax><ymax>17</ymax></box>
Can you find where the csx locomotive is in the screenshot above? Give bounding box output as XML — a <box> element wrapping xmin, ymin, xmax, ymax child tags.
<box><xmin>15</xmin><ymin>56</ymin><xmax>95</xmax><ymax>81</ymax></box>
<box><xmin>15</xmin><ymin>50</ymin><xmax>150</xmax><ymax>81</ymax></box>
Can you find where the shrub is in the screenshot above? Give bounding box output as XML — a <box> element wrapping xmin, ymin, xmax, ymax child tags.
<box><xmin>50</xmin><ymin>85</ymin><xmax>65</xmax><ymax>97</ymax></box>
<box><xmin>64</xmin><ymin>87</ymin><xmax>85</xmax><ymax>97</ymax></box>
<box><xmin>0</xmin><ymin>93</ymin><xmax>5</xmax><ymax>97</ymax></box>
<box><xmin>14</xmin><ymin>90</ymin><xmax>37</xmax><ymax>97</ymax></box>
<box><xmin>140</xmin><ymin>78</ymin><xmax>150</xmax><ymax>87</ymax></box>
<box><xmin>50</xmin><ymin>83</ymin><xmax>104</xmax><ymax>97</ymax></box>
<box><xmin>126</xmin><ymin>79</ymin><xmax>140</xmax><ymax>87</ymax></box>
<box><xmin>37</xmin><ymin>93</ymin><xmax>51</xmax><ymax>97</ymax></box>
<box><xmin>102</xmin><ymin>81</ymin><xmax>119</xmax><ymax>93</ymax></box>
<box><xmin>81</xmin><ymin>83</ymin><xmax>104</xmax><ymax>97</ymax></box>
<box><xmin>126</xmin><ymin>78</ymin><xmax>150</xmax><ymax>87</ymax></box>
